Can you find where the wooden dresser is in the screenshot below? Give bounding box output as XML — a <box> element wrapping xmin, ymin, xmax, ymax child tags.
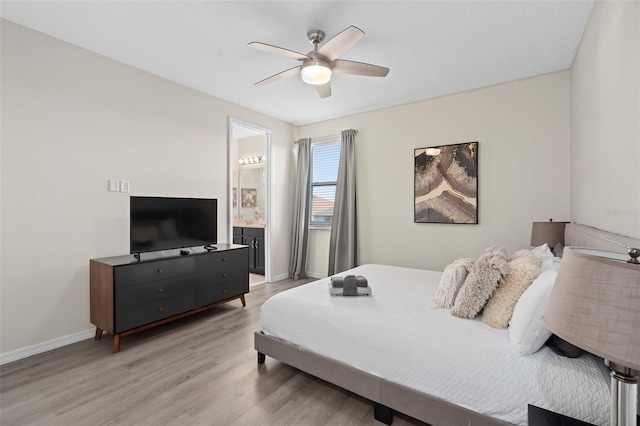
<box><xmin>90</xmin><ymin>244</ymin><xmax>249</xmax><ymax>352</ymax></box>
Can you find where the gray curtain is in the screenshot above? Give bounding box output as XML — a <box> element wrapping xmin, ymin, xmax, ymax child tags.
<box><xmin>328</xmin><ymin>129</ymin><xmax>358</xmax><ymax>275</ymax></box>
<box><xmin>288</xmin><ymin>138</ymin><xmax>312</xmax><ymax>279</ymax></box>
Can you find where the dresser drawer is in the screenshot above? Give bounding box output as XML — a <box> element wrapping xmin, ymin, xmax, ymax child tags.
<box><xmin>115</xmin><ymin>257</ymin><xmax>195</xmax><ymax>288</ymax></box>
<box><xmin>242</xmin><ymin>227</ymin><xmax>264</xmax><ymax>238</ymax></box>
<box><xmin>195</xmin><ymin>264</ymin><xmax>247</xmax><ymax>287</ymax></box>
<box><xmin>195</xmin><ymin>278</ymin><xmax>248</xmax><ymax>307</ymax></box>
<box><xmin>115</xmin><ymin>293</ymin><xmax>195</xmax><ymax>333</ymax></box>
<box><xmin>115</xmin><ymin>276</ymin><xmax>194</xmax><ymax>308</ymax></box>
<box><xmin>195</xmin><ymin>249</ymin><xmax>248</xmax><ymax>273</ymax></box>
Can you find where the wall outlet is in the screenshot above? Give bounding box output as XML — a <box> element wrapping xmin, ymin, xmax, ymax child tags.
<box><xmin>108</xmin><ymin>179</ymin><xmax>119</xmax><ymax>192</ymax></box>
<box><xmin>120</xmin><ymin>180</ymin><xmax>130</xmax><ymax>193</ymax></box>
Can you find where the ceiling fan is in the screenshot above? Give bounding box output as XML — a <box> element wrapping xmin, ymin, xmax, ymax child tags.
<box><xmin>248</xmin><ymin>26</ymin><xmax>389</xmax><ymax>98</ymax></box>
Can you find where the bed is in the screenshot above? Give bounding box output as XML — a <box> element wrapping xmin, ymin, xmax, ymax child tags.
<box><xmin>255</xmin><ymin>224</ymin><xmax>638</xmax><ymax>425</ymax></box>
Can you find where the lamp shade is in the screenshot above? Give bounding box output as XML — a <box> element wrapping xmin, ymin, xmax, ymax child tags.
<box><xmin>530</xmin><ymin>220</ymin><xmax>568</xmax><ymax>247</ymax></box>
<box><xmin>542</xmin><ymin>247</ymin><xmax>640</xmax><ymax>371</ymax></box>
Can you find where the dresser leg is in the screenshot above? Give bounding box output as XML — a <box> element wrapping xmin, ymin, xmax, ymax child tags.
<box><xmin>240</xmin><ymin>294</ymin><xmax>246</xmax><ymax>307</ymax></box>
<box><xmin>113</xmin><ymin>335</ymin><xmax>121</xmax><ymax>353</ymax></box>
<box><xmin>94</xmin><ymin>327</ymin><xmax>103</xmax><ymax>340</ymax></box>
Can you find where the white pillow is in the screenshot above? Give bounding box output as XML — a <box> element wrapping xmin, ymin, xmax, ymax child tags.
<box><xmin>532</xmin><ymin>243</ymin><xmax>555</xmax><ymax>263</ymax></box>
<box><xmin>541</xmin><ymin>256</ymin><xmax>562</xmax><ymax>272</ymax></box>
<box><xmin>508</xmin><ymin>269</ymin><xmax>558</xmax><ymax>355</ymax></box>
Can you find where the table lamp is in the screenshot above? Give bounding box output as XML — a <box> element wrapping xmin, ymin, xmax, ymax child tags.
<box><xmin>543</xmin><ymin>247</ymin><xmax>640</xmax><ymax>426</ymax></box>
<box><xmin>530</xmin><ymin>219</ymin><xmax>569</xmax><ymax>247</ymax></box>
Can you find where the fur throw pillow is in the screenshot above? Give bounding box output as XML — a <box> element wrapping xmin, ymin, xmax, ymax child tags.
<box><xmin>433</xmin><ymin>258</ymin><xmax>475</xmax><ymax>308</ymax></box>
<box><xmin>451</xmin><ymin>246</ymin><xmax>510</xmax><ymax>319</ymax></box>
<box><xmin>511</xmin><ymin>249</ymin><xmax>542</xmax><ymax>268</ymax></box>
<box><xmin>482</xmin><ymin>257</ymin><xmax>542</xmax><ymax>329</ymax></box>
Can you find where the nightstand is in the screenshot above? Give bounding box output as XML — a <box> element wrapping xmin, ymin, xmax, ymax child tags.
<box><xmin>527</xmin><ymin>405</ymin><xmax>594</xmax><ymax>426</ymax></box>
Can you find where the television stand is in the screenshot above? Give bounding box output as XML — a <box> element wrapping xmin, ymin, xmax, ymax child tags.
<box><xmin>90</xmin><ymin>244</ymin><xmax>249</xmax><ymax>352</ymax></box>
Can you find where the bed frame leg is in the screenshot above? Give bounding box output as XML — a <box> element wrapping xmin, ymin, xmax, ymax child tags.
<box><xmin>374</xmin><ymin>402</ymin><xmax>393</xmax><ymax>425</ymax></box>
<box><xmin>257</xmin><ymin>351</ymin><xmax>266</xmax><ymax>364</ymax></box>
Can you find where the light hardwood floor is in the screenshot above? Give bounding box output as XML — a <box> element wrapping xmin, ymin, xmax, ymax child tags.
<box><xmin>1</xmin><ymin>279</ymin><xmax>427</xmax><ymax>426</ymax></box>
<box><xmin>249</xmin><ymin>273</ymin><xmax>266</xmax><ymax>286</ymax></box>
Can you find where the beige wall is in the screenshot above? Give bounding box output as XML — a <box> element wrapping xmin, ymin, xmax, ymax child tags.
<box><xmin>0</xmin><ymin>20</ymin><xmax>295</xmax><ymax>358</ymax></box>
<box><xmin>300</xmin><ymin>72</ymin><xmax>571</xmax><ymax>276</ymax></box>
<box><xmin>570</xmin><ymin>0</ymin><xmax>640</xmax><ymax>239</ymax></box>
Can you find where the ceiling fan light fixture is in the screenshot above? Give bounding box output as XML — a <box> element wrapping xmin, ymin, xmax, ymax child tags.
<box><xmin>301</xmin><ymin>60</ymin><xmax>332</xmax><ymax>85</ymax></box>
<box><xmin>250</xmin><ymin>26</ymin><xmax>387</xmax><ymax>97</ymax></box>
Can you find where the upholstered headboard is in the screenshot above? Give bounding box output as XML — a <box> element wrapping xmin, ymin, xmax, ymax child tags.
<box><xmin>565</xmin><ymin>223</ymin><xmax>640</xmax><ymax>254</ymax></box>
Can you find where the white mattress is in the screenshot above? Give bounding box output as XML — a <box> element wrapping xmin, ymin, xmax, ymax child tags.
<box><xmin>261</xmin><ymin>264</ymin><xmax>609</xmax><ymax>426</ymax></box>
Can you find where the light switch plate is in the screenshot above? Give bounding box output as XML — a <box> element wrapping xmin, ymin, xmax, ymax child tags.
<box><xmin>108</xmin><ymin>180</ymin><xmax>119</xmax><ymax>192</ymax></box>
<box><xmin>120</xmin><ymin>180</ymin><xmax>130</xmax><ymax>193</ymax></box>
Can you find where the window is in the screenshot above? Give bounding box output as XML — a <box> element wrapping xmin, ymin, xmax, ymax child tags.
<box><xmin>310</xmin><ymin>141</ymin><xmax>341</xmax><ymax>226</ymax></box>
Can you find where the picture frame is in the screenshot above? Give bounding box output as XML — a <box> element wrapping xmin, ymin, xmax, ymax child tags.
<box><xmin>414</xmin><ymin>141</ymin><xmax>478</xmax><ymax>224</ymax></box>
<box><xmin>241</xmin><ymin>188</ymin><xmax>258</xmax><ymax>208</ymax></box>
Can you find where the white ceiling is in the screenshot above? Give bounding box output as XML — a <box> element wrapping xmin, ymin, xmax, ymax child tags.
<box><xmin>1</xmin><ymin>1</ymin><xmax>594</xmax><ymax>126</ymax></box>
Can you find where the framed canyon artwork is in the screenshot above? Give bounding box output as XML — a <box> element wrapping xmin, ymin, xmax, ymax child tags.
<box><xmin>414</xmin><ymin>142</ymin><xmax>478</xmax><ymax>224</ymax></box>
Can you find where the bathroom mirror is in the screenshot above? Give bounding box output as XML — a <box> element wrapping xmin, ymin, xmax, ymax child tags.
<box><xmin>236</xmin><ymin>166</ymin><xmax>265</xmax><ymax>224</ymax></box>
<box><xmin>230</xmin><ymin>127</ymin><xmax>267</xmax><ymax>227</ymax></box>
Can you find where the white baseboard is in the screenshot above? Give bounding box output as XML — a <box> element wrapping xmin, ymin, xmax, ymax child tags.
<box><xmin>306</xmin><ymin>271</ymin><xmax>326</xmax><ymax>279</ymax></box>
<box><xmin>269</xmin><ymin>272</ymin><xmax>290</xmax><ymax>282</ymax></box>
<box><xmin>268</xmin><ymin>272</ymin><xmax>325</xmax><ymax>282</ymax></box>
<box><xmin>0</xmin><ymin>328</ymin><xmax>95</xmax><ymax>366</ymax></box>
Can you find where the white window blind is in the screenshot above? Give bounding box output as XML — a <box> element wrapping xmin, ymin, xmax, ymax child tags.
<box><xmin>310</xmin><ymin>141</ymin><xmax>341</xmax><ymax>226</ymax></box>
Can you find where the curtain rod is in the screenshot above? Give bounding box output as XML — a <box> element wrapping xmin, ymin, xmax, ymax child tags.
<box><xmin>294</xmin><ymin>130</ymin><xmax>358</xmax><ymax>144</ymax></box>
<box><xmin>294</xmin><ymin>134</ymin><xmax>340</xmax><ymax>144</ymax></box>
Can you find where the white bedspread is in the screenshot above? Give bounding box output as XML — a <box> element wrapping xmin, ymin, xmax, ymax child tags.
<box><xmin>261</xmin><ymin>264</ymin><xmax>609</xmax><ymax>426</ymax></box>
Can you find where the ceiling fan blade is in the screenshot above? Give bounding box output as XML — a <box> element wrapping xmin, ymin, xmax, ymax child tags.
<box><xmin>315</xmin><ymin>82</ymin><xmax>331</xmax><ymax>98</ymax></box>
<box><xmin>332</xmin><ymin>59</ymin><xmax>389</xmax><ymax>77</ymax></box>
<box><xmin>317</xmin><ymin>26</ymin><xmax>364</xmax><ymax>61</ymax></box>
<box><xmin>255</xmin><ymin>65</ymin><xmax>301</xmax><ymax>86</ymax></box>
<box><xmin>248</xmin><ymin>42</ymin><xmax>310</xmax><ymax>61</ymax></box>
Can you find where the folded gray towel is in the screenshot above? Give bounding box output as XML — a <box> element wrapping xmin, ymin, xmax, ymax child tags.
<box><xmin>329</xmin><ymin>286</ymin><xmax>372</xmax><ymax>296</ymax></box>
<box><xmin>343</xmin><ymin>275</ymin><xmax>358</xmax><ymax>296</ymax></box>
<box><xmin>330</xmin><ymin>276</ymin><xmax>344</xmax><ymax>288</ymax></box>
<box><xmin>331</xmin><ymin>275</ymin><xmax>368</xmax><ymax>288</ymax></box>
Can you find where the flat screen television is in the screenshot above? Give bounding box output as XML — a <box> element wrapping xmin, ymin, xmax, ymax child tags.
<box><xmin>130</xmin><ymin>196</ymin><xmax>217</xmax><ymax>254</ymax></box>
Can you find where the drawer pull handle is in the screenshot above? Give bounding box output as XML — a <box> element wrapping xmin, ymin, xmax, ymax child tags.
<box><xmin>222</xmin><ymin>273</ymin><xmax>228</xmax><ymax>278</ymax></box>
<box><xmin>222</xmin><ymin>257</ymin><xmax>227</xmax><ymax>262</ymax></box>
<box><xmin>223</xmin><ymin>289</ymin><xmax>227</xmax><ymax>293</ymax></box>
<box><xmin>157</xmin><ymin>268</ymin><xmax>164</xmax><ymax>274</ymax></box>
<box><xmin>158</xmin><ymin>307</ymin><xmax>164</xmax><ymax>313</ymax></box>
<box><xmin>157</xmin><ymin>288</ymin><xmax>164</xmax><ymax>293</ymax></box>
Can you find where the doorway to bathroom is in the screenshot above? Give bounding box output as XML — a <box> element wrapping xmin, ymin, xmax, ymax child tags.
<box><xmin>229</xmin><ymin>118</ymin><xmax>272</xmax><ymax>286</ymax></box>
